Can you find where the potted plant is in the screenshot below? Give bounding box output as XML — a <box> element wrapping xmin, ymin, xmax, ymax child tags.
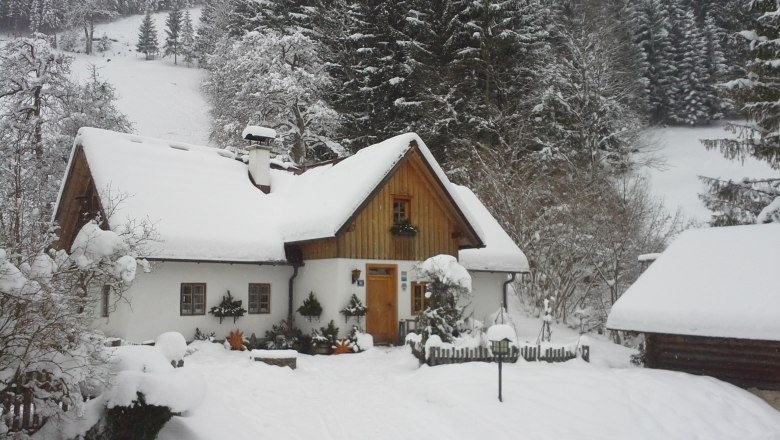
<box><xmin>297</xmin><ymin>291</ymin><xmax>323</xmax><ymax>322</ymax></box>
<box><xmin>390</xmin><ymin>219</ymin><xmax>418</xmax><ymax>236</ymax></box>
<box><xmin>311</xmin><ymin>320</ymin><xmax>339</xmax><ymax>355</ymax></box>
<box><xmin>340</xmin><ymin>294</ymin><xmax>368</xmax><ymax>323</ymax></box>
<box><xmin>209</xmin><ymin>291</ymin><xmax>247</xmax><ymax>324</ymax></box>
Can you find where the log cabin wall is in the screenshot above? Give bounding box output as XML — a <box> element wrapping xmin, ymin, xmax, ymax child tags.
<box><xmin>645</xmin><ymin>333</ymin><xmax>780</xmax><ymax>390</ymax></box>
<box><xmin>299</xmin><ymin>149</ymin><xmax>478</xmax><ymax>261</ymax></box>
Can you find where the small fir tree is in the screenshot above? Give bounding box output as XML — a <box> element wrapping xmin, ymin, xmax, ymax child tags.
<box><xmin>164</xmin><ymin>7</ymin><xmax>183</xmax><ymax>64</ymax></box>
<box><xmin>209</xmin><ymin>291</ymin><xmax>247</xmax><ymax>324</ymax></box>
<box><xmin>414</xmin><ymin>255</ymin><xmax>471</xmax><ymax>349</ymax></box>
<box><xmin>180</xmin><ymin>9</ymin><xmax>196</xmax><ymax>65</ymax></box>
<box><xmin>339</xmin><ymin>294</ymin><xmax>367</xmax><ymax>323</ymax></box>
<box><xmin>136</xmin><ymin>10</ymin><xmax>159</xmax><ymax>60</ymax></box>
<box><xmin>297</xmin><ymin>291</ymin><xmax>323</xmax><ymax>321</ymax></box>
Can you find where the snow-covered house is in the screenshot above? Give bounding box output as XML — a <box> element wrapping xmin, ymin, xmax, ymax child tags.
<box><xmin>53</xmin><ymin>127</ymin><xmax>528</xmax><ymax>344</ymax></box>
<box><xmin>607</xmin><ymin>224</ymin><xmax>780</xmax><ymax>390</ymax></box>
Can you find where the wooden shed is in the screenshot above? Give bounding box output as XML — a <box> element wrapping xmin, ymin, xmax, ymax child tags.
<box><xmin>607</xmin><ymin>224</ymin><xmax>780</xmax><ymax>390</ymax></box>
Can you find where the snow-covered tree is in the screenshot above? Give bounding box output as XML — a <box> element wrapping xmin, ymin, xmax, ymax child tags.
<box><xmin>195</xmin><ymin>0</ymin><xmax>231</xmax><ymax>65</ymax></box>
<box><xmin>164</xmin><ymin>7</ymin><xmax>183</xmax><ymax>64</ymax></box>
<box><xmin>136</xmin><ymin>10</ymin><xmax>159</xmax><ymax>59</ymax></box>
<box><xmin>700</xmin><ymin>0</ymin><xmax>780</xmax><ymax>226</ymax></box>
<box><xmin>414</xmin><ymin>255</ymin><xmax>471</xmax><ymax>347</ymax></box>
<box><xmin>66</xmin><ymin>0</ymin><xmax>119</xmax><ymax>55</ymax></box>
<box><xmin>180</xmin><ymin>9</ymin><xmax>196</xmax><ymax>65</ymax></box>
<box><xmin>205</xmin><ymin>30</ymin><xmax>344</xmax><ymax>163</ymax></box>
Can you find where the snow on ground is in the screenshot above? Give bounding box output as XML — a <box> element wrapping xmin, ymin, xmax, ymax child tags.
<box><xmin>642</xmin><ymin>122</ymin><xmax>776</xmax><ymax>223</ymax></box>
<box><xmin>158</xmin><ymin>342</ymin><xmax>780</xmax><ymax>440</ymax></box>
<box><xmin>67</xmin><ymin>8</ymin><xmax>210</xmax><ymax>145</ymax></box>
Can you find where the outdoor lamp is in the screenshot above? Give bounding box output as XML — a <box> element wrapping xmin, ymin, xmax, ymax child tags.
<box><xmin>491</xmin><ymin>338</ymin><xmax>511</xmax><ymax>356</ymax></box>
<box><xmin>351</xmin><ymin>268</ymin><xmax>361</xmax><ymax>284</ymax></box>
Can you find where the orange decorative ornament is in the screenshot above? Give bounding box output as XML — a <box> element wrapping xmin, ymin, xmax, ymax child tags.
<box><xmin>227</xmin><ymin>330</ymin><xmax>245</xmax><ymax>351</ymax></box>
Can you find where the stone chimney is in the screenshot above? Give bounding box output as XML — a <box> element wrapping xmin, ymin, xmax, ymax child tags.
<box><xmin>242</xmin><ymin>126</ymin><xmax>276</xmax><ymax>194</ymax></box>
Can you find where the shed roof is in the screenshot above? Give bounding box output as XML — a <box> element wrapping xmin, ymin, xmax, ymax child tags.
<box><xmin>56</xmin><ymin>128</ymin><xmax>526</xmax><ymax>271</ymax></box>
<box><xmin>607</xmin><ymin>224</ymin><xmax>780</xmax><ymax>341</ymax></box>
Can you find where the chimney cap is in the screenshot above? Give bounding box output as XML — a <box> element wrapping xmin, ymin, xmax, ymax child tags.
<box><xmin>242</xmin><ymin>126</ymin><xmax>277</xmax><ymax>142</ymax></box>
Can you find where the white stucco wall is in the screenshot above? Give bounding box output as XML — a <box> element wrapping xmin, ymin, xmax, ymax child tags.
<box><xmin>94</xmin><ymin>261</ymin><xmax>293</xmax><ymax>342</ymax></box>
<box><xmin>292</xmin><ymin>258</ymin><xmax>515</xmax><ymax>340</ymax></box>
<box><xmin>468</xmin><ymin>271</ymin><xmax>514</xmax><ymax>324</ymax></box>
<box><xmin>95</xmin><ymin>258</ymin><xmax>517</xmax><ymax>344</ymax></box>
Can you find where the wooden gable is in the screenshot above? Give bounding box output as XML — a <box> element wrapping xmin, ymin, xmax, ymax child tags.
<box><xmin>297</xmin><ymin>144</ymin><xmax>482</xmax><ymax>261</ymax></box>
<box><xmin>53</xmin><ymin>146</ymin><xmax>107</xmax><ymax>251</ymax></box>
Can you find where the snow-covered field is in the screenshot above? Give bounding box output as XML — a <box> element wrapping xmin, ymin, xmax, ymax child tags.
<box><xmin>67</xmin><ymin>8</ymin><xmax>210</xmax><ymax>145</ymax></box>
<box><xmin>642</xmin><ymin>123</ymin><xmax>776</xmax><ymax>223</ymax></box>
<box><xmin>157</xmin><ymin>341</ymin><xmax>780</xmax><ymax>440</ymax></box>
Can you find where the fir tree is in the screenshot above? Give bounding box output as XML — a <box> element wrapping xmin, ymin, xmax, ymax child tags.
<box><xmin>181</xmin><ymin>9</ymin><xmax>196</xmax><ymax>65</ymax></box>
<box><xmin>195</xmin><ymin>0</ymin><xmax>231</xmax><ymax>65</ymax></box>
<box><xmin>136</xmin><ymin>10</ymin><xmax>159</xmax><ymax>60</ymax></box>
<box><xmin>164</xmin><ymin>7</ymin><xmax>183</xmax><ymax>64</ymax></box>
<box><xmin>701</xmin><ymin>0</ymin><xmax>780</xmax><ymax>225</ymax></box>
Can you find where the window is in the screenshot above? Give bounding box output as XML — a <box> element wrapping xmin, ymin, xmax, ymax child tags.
<box><xmin>181</xmin><ymin>283</ymin><xmax>206</xmax><ymax>315</ymax></box>
<box><xmin>248</xmin><ymin>283</ymin><xmax>271</xmax><ymax>314</ymax></box>
<box><xmin>101</xmin><ymin>285</ymin><xmax>111</xmax><ymax>318</ymax></box>
<box><xmin>392</xmin><ymin>197</ymin><xmax>411</xmax><ymax>224</ymax></box>
<box><xmin>411</xmin><ymin>282</ymin><xmax>429</xmax><ymax>314</ymax></box>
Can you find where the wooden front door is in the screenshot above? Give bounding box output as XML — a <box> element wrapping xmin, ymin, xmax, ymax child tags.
<box><xmin>365</xmin><ymin>264</ymin><xmax>397</xmax><ymax>344</ymax></box>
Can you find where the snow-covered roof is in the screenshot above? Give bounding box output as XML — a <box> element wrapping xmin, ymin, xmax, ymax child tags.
<box><xmin>71</xmin><ymin>128</ymin><xmax>287</xmax><ymax>262</ymax></box>
<box><xmin>61</xmin><ymin>128</ymin><xmax>524</xmax><ymax>269</ymax></box>
<box><xmin>454</xmin><ymin>186</ymin><xmax>529</xmax><ymax>273</ymax></box>
<box><xmin>607</xmin><ymin>224</ymin><xmax>780</xmax><ymax>341</ymax></box>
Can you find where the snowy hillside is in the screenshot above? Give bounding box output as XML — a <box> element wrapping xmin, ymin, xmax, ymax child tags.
<box><xmin>67</xmin><ymin>8</ymin><xmax>210</xmax><ymax>145</ymax></box>
<box><xmin>642</xmin><ymin>123</ymin><xmax>775</xmax><ymax>223</ymax></box>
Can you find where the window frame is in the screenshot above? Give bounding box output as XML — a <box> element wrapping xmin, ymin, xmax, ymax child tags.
<box><xmin>180</xmin><ymin>283</ymin><xmax>207</xmax><ymax>316</ymax></box>
<box><xmin>411</xmin><ymin>282</ymin><xmax>429</xmax><ymax>314</ymax></box>
<box><xmin>248</xmin><ymin>283</ymin><xmax>271</xmax><ymax>314</ymax></box>
<box><xmin>392</xmin><ymin>195</ymin><xmax>412</xmax><ymax>225</ymax></box>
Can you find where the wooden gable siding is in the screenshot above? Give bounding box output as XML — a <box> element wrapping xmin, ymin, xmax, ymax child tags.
<box><xmin>54</xmin><ymin>147</ymin><xmax>107</xmax><ymax>251</ymax></box>
<box><xmin>299</xmin><ymin>149</ymin><xmax>476</xmax><ymax>261</ymax></box>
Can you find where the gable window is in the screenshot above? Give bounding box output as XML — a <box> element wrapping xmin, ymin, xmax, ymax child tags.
<box><xmin>101</xmin><ymin>285</ymin><xmax>111</xmax><ymax>318</ymax></box>
<box><xmin>248</xmin><ymin>283</ymin><xmax>271</xmax><ymax>314</ymax></box>
<box><xmin>393</xmin><ymin>196</ymin><xmax>411</xmax><ymax>224</ymax></box>
<box><xmin>181</xmin><ymin>283</ymin><xmax>206</xmax><ymax>315</ymax></box>
<box><xmin>411</xmin><ymin>282</ymin><xmax>429</xmax><ymax>314</ymax></box>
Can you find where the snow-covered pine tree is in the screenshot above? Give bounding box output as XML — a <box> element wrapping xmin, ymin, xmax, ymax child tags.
<box><xmin>701</xmin><ymin>12</ymin><xmax>732</xmax><ymax>120</ymax></box>
<box><xmin>164</xmin><ymin>7</ymin><xmax>183</xmax><ymax>64</ymax></box>
<box><xmin>194</xmin><ymin>0</ymin><xmax>230</xmax><ymax>65</ymax></box>
<box><xmin>700</xmin><ymin>0</ymin><xmax>780</xmax><ymax>225</ymax></box>
<box><xmin>413</xmin><ymin>255</ymin><xmax>471</xmax><ymax>349</ymax></box>
<box><xmin>630</xmin><ymin>0</ymin><xmax>677</xmax><ymax>124</ymax></box>
<box><xmin>676</xmin><ymin>9</ymin><xmax>710</xmax><ymax>125</ymax></box>
<box><xmin>181</xmin><ymin>9</ymin><xmax>196</xmax><ymax>65</ymax></box>
<box><xmin>136</xmin><ymin>10</ymin><xmax>159</xmax><ymax>60</ymax></box>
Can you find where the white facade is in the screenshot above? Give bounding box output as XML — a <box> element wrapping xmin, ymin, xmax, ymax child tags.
<box><xmin>96</xmin><ymin>258</ymin><xmax>512</xmax><ymax>343</ymax></box>
<box><xmin>96</xmin><ymin>261</ymin><xmax>293</xmax><ymax>342</ymax></box>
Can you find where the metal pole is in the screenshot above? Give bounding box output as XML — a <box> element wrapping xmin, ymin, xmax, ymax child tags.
<box><xmin>498</xmin><ymin>355</ymin><xmax>503</xmax><ymax>402</ymax></box>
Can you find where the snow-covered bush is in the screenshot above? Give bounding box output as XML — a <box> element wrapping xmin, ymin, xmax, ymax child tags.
<box><xmin>339</xmin><ymin>294</ymin><xmax>367</xmax><ymax>323</ymax></box>
<box><xmin>264</xmin><ymin>320</ymin><xmax>305</xmax><ymax>351</ymax></box>
<box><xmin>155</xmin><ymin>332</ymin><xmax>187</xmax><ymax>368</ymax></box>
<box><xmin>412</xmin><ymin>255</ymin><xmax>471</xmax><ymax>357</ymax></box>
<box><xmin>95</xmin><ymin>345</ymin><xmax>205</xmax><ymax>440</ymax></box>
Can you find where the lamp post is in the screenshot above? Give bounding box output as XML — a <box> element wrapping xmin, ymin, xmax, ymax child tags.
<box><xmin>491</xmin><ymin>338</ymin><xmax>511</xmax><ymax>402</ymax></box>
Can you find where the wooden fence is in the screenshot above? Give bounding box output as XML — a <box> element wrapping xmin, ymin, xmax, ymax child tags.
<box><xmin>419</xmin><ymin>344</ymin><xmax>589</xmax><ymax>366</ymax></box>
<box><xmin>1</xmin><ymin>371</ymin><xmax>69</xmax><ymax>435</ymax></box>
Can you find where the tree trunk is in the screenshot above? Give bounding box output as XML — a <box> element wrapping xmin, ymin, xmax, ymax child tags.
<box><xmin>292</xmin><ymin>102</ymin><xmax>306</xmax><ymax>163</ymax></box>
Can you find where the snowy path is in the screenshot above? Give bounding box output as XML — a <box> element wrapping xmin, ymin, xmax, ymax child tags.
<box><xmin>159</xmin><ymin>343</ymin><xmax>780</xmax><ymax>440</ymax></box>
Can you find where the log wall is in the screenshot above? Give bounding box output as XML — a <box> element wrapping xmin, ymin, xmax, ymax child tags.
<box><xmin>645</xmin><ymin>333</ymin><xmax>780</xmax><ymax>390</ymax></box>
